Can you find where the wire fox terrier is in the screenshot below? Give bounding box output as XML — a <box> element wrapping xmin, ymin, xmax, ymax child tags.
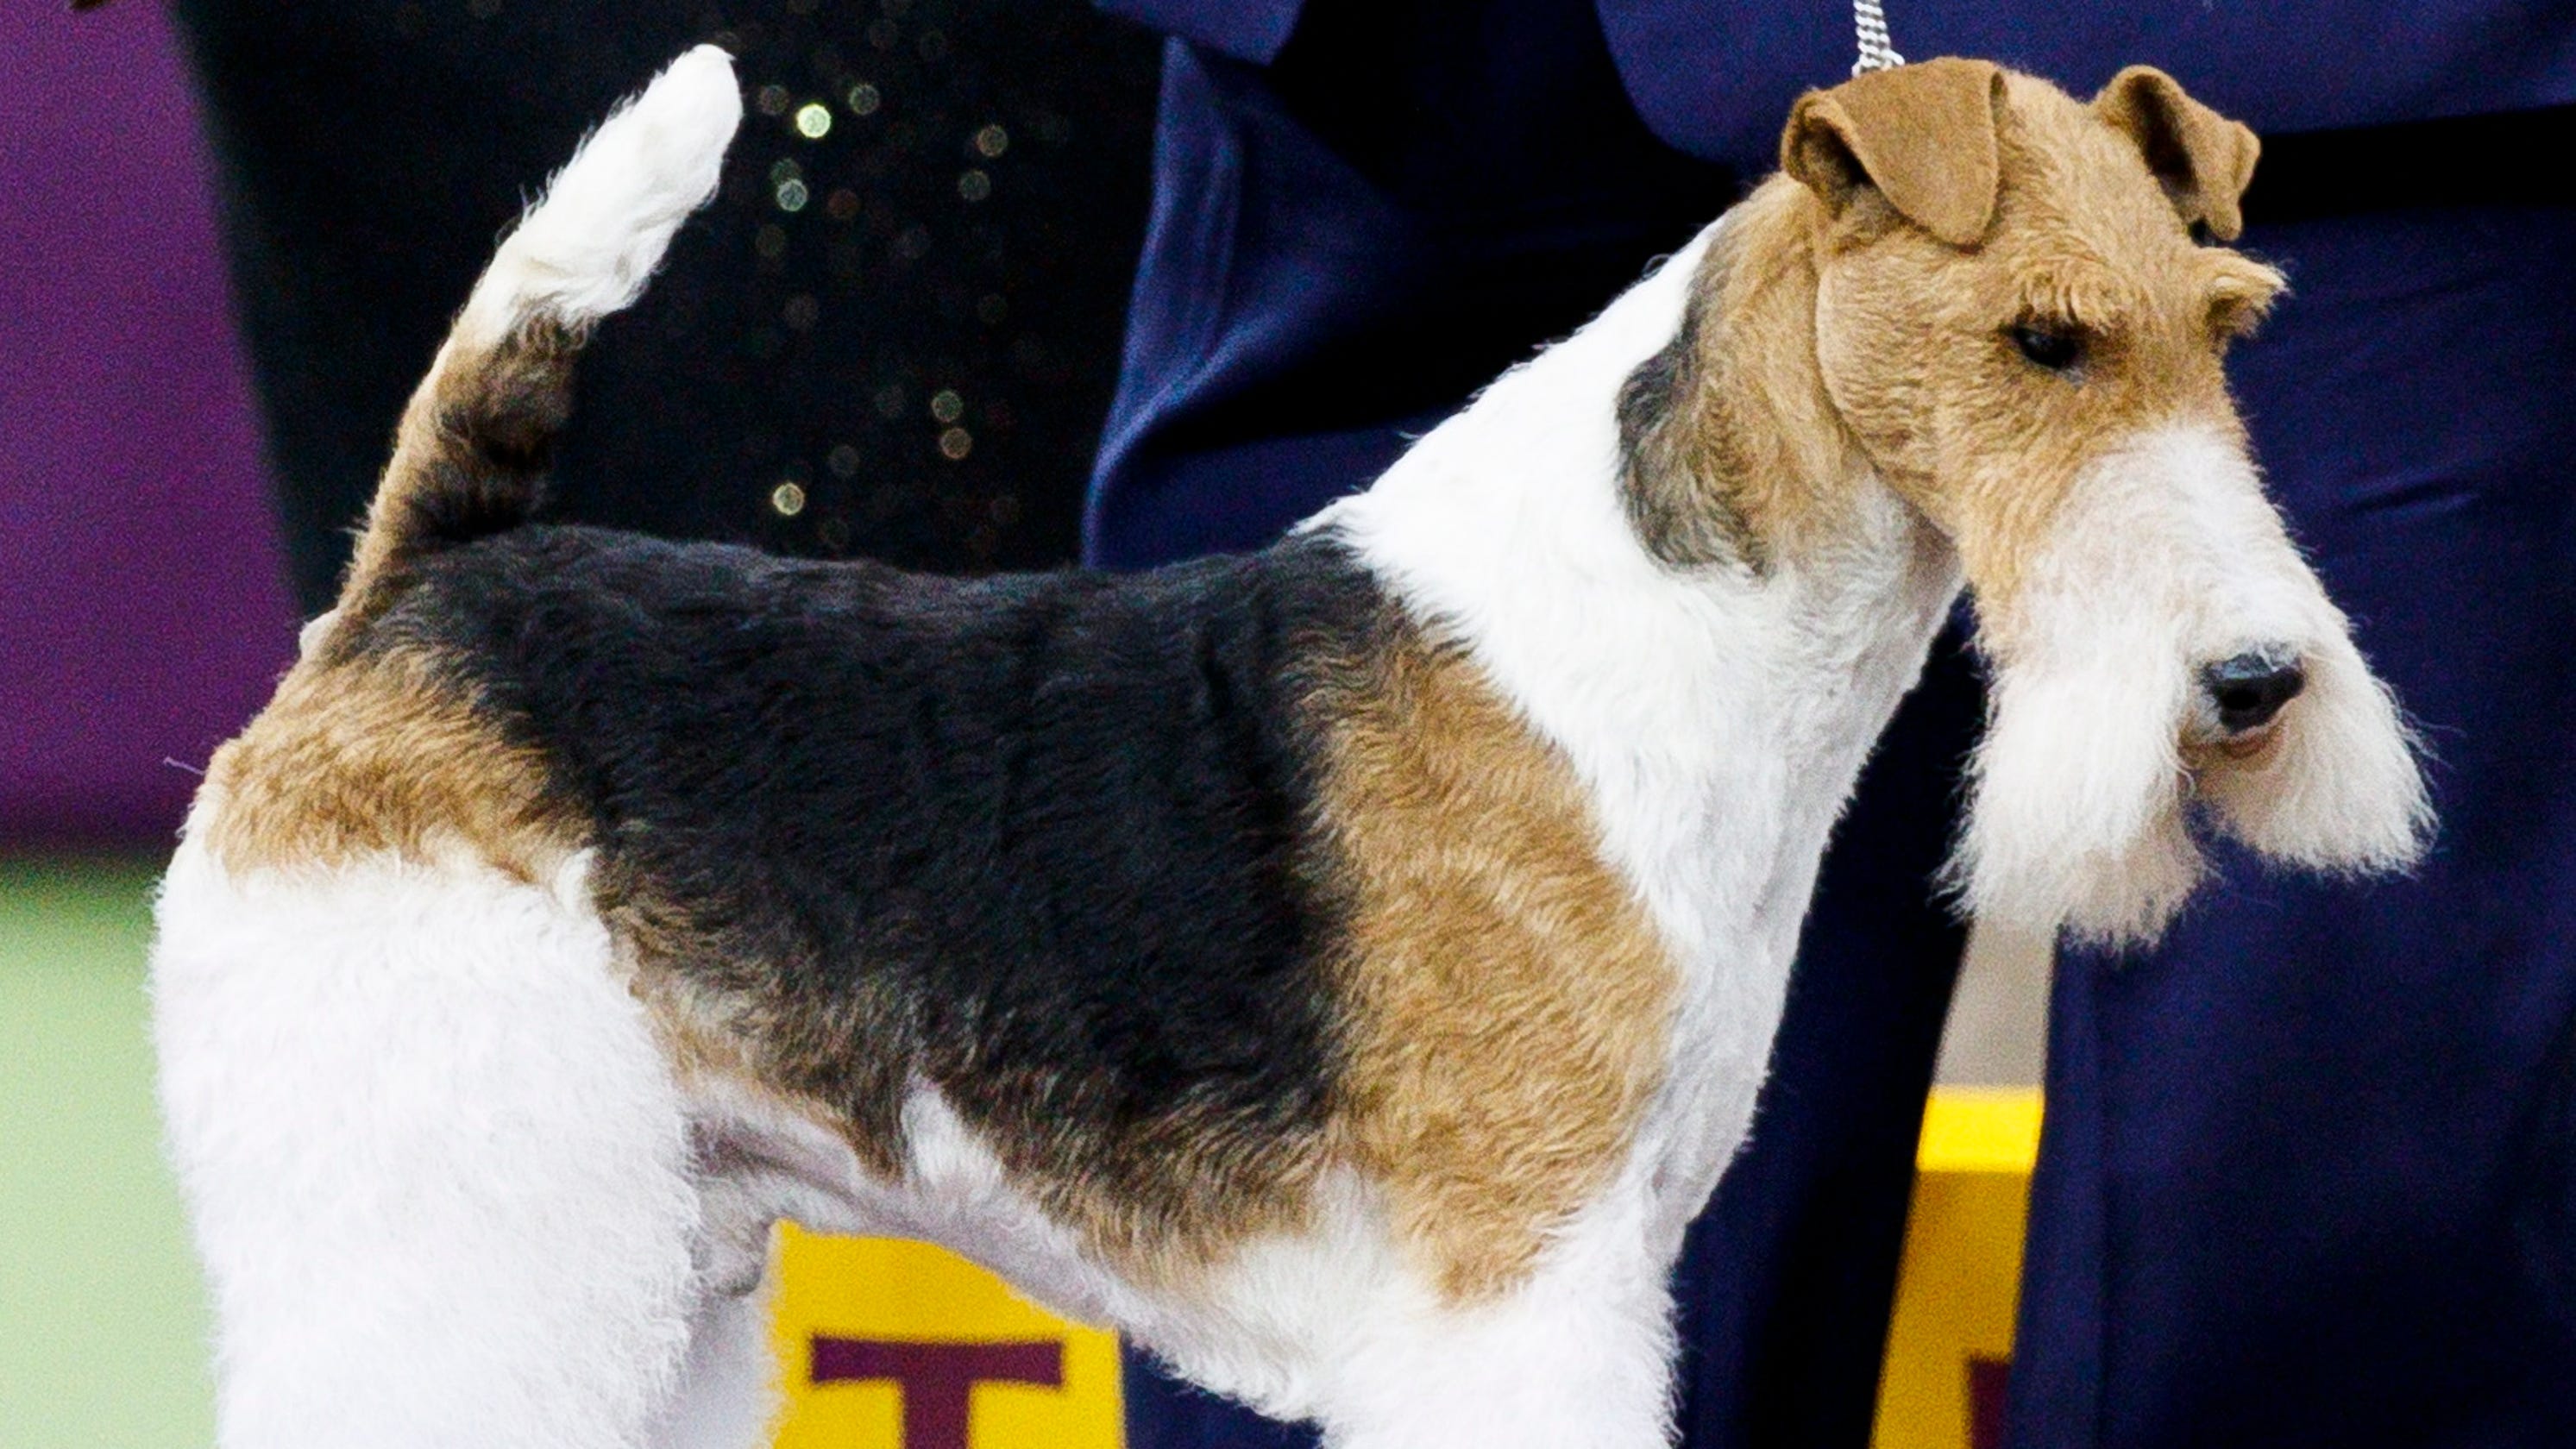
<box><xmin>153</xmin><ymin>47</ymin><xmax>2431</xmax><ymax>1449</ymax></box>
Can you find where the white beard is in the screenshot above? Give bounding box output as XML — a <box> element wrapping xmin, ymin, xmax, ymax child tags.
<box><xmin>1951</xmin><ymin>426</ymin><xmax>2432</xmax><ymax>947</ymax></box>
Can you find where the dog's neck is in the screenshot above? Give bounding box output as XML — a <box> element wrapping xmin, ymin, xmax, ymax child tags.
<box><xmin>1318</xmin><ymin>186</ymin><xmax>1963</xmax><ymax>976</ymax></box>
<box><xmin>1617</xmin><ymin>180</ymin><xmax>1873</xmax><ymax>574</ymax></box>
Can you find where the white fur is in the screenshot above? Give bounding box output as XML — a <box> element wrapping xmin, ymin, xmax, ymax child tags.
<box><xmin>296</xmin><ymin>610</ymin><xmax>338</xmax><ymax>661</ymax></box>
<box><xmin>671</xmin><ymin>1078</ymin><xmax>1681</xmax><ymax>1448</ymax></box>
<box><xmin>154</xmin><ymin>836</ymin><xmax>715</xmax><ymax>1449</ymax></box>
<box><xmin>1955</xmin><ymin>427</ymin><xmax>2433</xmax><ymax>944</ymax></box>
<box><xmin>1298</xmin><ymin>1183</ymin><xmax>1677</xmax><ymax>1449</ymax></box>
<box><xmin>1323</xmin><ymin>221</ymin><xmax>1962</xmax><ymax>1257</ymax></box>
<box><xmin>455</xmin><ymin>45</ymin><xmax>739</xmax><ymax>348</ymax></box>
<box><xmin>643</xmin><ymin>1280</ymin><xmax>782</xmax><ymax>1449</ymax></box>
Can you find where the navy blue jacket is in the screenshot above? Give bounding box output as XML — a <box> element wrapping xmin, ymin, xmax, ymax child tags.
<box><xmin>1108</xmin><ymin>0</ymin><xmax>2576</xmax><ymax>147</ymax></box>
<box><xmin>1086</xmin><ymin>1</ymin><xmax>2576</xmax><ymax>567</ymax></box>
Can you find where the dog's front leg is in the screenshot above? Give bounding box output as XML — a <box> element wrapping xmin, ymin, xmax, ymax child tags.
<box><xmin>1310</xmin><ymin>1215</ymin><xmax>1680</xmax><ymax>1449</ymax></box>
<box><xmin>644</xmin><ymin>1276</ymin><xmax>781</xmax><ymax>1449</ymax></box>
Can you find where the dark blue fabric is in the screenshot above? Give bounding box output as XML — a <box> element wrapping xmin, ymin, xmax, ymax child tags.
<box><xmin>1088</xmin><ymin>9</ymin><xmax>1735</xmax><ymax>568</ymax></box>
<box><xmin>1101</xmin><ymin>0</ymin><xmax>2576</xmax><ymax>167</ymax></box>
<box><xmin>2007</xmin><ymin>202</ymin><xmax>2576</xmax><ymax>1449</ymax></box>
<box><xmin>1665</xmin><ymin>628</ymin><xmax>1981</xmax><ymax>1446</ymax></box>
<box><xmin>1596</xmin><ymin>0</ymin><xmax>2576</xmax><ymax>172</ymax></box>
<box><xmin>1086</xmin><ymin>1</ymin><xmax>2576</xmax><ymax>1445</ymax></box>
<box><xmin>1093</xmin><ymin>0</ymin><xmax>1303</xmax><ymax>64</ymax></box>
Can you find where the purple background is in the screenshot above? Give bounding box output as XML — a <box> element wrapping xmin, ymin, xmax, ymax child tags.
<box><xmin>1</xmin><ymin>1</ymin><xmax>297</xmax><ymax>848</ymax></box>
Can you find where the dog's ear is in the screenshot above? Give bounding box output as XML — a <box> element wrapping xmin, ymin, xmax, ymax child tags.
<box><xmin>1781</xmin><ymin>58</ymin><xmax>2007</xmax><ymax>247</ymax></box>
<box><xmin>2092</xmin><ymin>66</ymin><xmax>2259</xmax><ymax>242</ymax></box>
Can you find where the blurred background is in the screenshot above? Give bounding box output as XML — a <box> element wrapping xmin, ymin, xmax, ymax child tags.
<box><xmin>3</xmin><ymin>5</ymin><xmax>286</xmax><ymax>1440</ymax></box>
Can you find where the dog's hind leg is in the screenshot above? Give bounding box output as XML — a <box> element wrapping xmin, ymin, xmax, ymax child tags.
<box><xmin>153</xmin><ymin>843</ymin><xmax>707</xmax><ymax>1449</ymax></box>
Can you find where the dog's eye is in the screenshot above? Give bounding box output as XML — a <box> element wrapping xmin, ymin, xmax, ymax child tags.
<box><xmin>2009</xmin><ymin>323</ymin><xmax>2086</xmax><ymax>373</ymax></box>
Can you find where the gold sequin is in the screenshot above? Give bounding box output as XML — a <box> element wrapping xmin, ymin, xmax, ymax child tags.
<box><xmin>770</xmin><ymin>482</ymin><xmax>808</xmax><ymax>517</ymax></box>
<box><xmin>795</xmin><ymin>103</ymin><xmax>833</xmax><ymax>140</ymax></box>
<box><xmin>939</xmin><ymin>427</ymin><xmax>973</xmax><ymax>461</ymax></box>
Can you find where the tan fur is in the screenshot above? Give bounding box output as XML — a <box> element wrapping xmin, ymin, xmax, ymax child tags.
<box><xmin>607</xmin><ymin>613</ymin><xmax>1680</xmax><ymax>1306</ymax></box>
<box><xmin>338</xmin><ymin>316</ymin><xmax>584</xmax><ymax>631</ymax></box>
<box><xmin>202</xmin><ymin>649</ymin><xmax>581</xmax><ymax>881</ymax></box>
<box><xmin>1783</xmin><ymin>58</ymin><xmax>2007</xmax><ymax>247</ymax></box>
<box><xmin>1633</xmin><ymin>66</ymin><xmax>2281</xmax><ymax>590</ymax></box>
<box><xmin>1311</xmin><ymin>629</ymin><xmax>1679</xmax><ymax>1303</ymax></box>
<box><xmin>1026</xmin><ymin>1089</ymin><xmax>1328</xmax><ymax>1289</ymax></box>
<box><xmin>649</xmin><ymin>920</ymin><xmax>1329</xmax><ymax>1288</ymax></box>
<box><xmin>1624</xmin><ymin>180</ymin><xmax>1866</xmax><ymax>568</ymax></box>
<box><xmin>195</xmin><ymin>302</ymin><xmax>589</xmax><ymax>878</ymax></box>
<box><xmin>1775</xmin><ymin>67</ymin><xmax>2280</xmax><ymax>629</ymax></box>
<box><xmin>2093</xmin><ymin>66</ymin><xmax>2261</xmax><ymax>242</ymax></box>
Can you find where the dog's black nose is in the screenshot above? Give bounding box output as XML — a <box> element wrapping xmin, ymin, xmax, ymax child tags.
<box><xmin>2202</xmin><ymin>652</ymin><xmax>2306</xmax><ymax>733</ymax></box>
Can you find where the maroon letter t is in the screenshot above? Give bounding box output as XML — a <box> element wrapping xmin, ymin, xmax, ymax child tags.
<box><xmin>810</xmin><ymin>1337</ymin><xmax>1066</xmax><ymax>1449</ymax></box>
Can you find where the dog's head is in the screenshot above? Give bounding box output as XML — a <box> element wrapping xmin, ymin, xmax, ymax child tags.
<box><xmin>1781</xmin><ymin>60</ymin><xmax>2430</xmax><ymax>944</ymax></box>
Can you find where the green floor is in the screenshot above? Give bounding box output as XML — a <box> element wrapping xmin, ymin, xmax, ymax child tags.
<box><xmin>0</xmin><ymin>856</ymin><xmax>211</xmax><ymax>1447</ymax></box>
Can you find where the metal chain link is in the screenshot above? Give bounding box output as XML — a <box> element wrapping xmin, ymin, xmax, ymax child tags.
<box><xmin>1851</xmin><ymin>0</ymin><xmax>1905</xmax><ymax>73</ymax></box>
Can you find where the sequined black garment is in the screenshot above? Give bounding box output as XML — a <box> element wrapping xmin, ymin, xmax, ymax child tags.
<box><xmin>173</xmin><ymin>0</ymin><xmax>1161</xmax><ymax>612</ymax></box>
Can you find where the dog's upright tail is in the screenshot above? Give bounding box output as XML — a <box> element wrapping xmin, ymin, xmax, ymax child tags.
<box><xmin>333</xmin><ymin>46</ymin><xmax>740</xmax><ymax>623</ymax></box>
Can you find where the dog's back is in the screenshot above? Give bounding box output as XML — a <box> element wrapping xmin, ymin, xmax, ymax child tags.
<box><xmin>321</xmin><ymin>518</ymin><xmax>1383</xmax><ymax>1248</ymax></box>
